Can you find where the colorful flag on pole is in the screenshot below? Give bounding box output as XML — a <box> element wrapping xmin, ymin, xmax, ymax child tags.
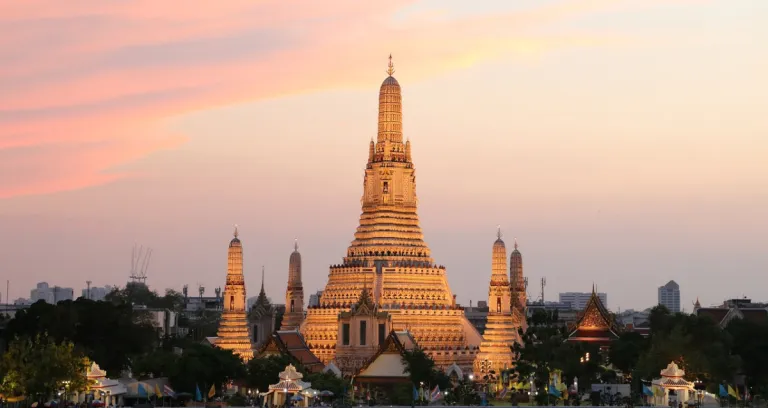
<box><xmin>728</xmin><ymin>385</ymin><xmax>740</xmax><ymax>400</ymax></box>
<box><xmin>412</xmin><ymin>386</ymin><xmax>418</xmax><ymax>401</ymax></box>
<box><xmin>642</xmin><ymin>385</ymin><xmax>654</xmax><ymax>397</ymax></box>
<box><xmin>138</xmin><ymin>383</ymin><xmax>148</xmax><ymax>398</ymax></box>
<box><xmin>719</xmin><ymin>384</ymin><xmax>728</xmax><ymax>397</ymax></box>
<box><xmin>208</xmin><ymin>384</ymin><xmax>216</xmax><ymax>398</ymax></box>
<box><xmin>430</xmin><ymin>386</ymin><xmax>441</xmax><ymax>401</ymax></box>
<box><xmin>163</xmin><ymin>385</ymin><xmax>175</xmax><ymax>398</ymax></box>
<box><xmin>195</xmin><ymin>384</ymin><xmax>202</xmax><ymax>401</ymax></box>
<box><xmin>498</xmin><ymin>386</ymin><xmax>509</xmax><ymax>399</ymax></box>
<box><xmin>155</xmin><ymin>384</ymin><xmax>163</xmax><ymax>398</ymax></box>
<box><xmin>548</xmin><ymin>384</ymin><xmax>562</xmax><ymax>398</ymax></box>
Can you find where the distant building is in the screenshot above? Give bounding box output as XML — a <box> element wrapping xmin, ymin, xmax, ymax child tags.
<box><xmin>695</xmin><ymin>298</ymin><xmax>768</xmax><ymax>328</ymax></box>
<box><xmin>30</xmin><ymin>282</ymin><xmax>74</xmax><ymax>304</ymax></box>
<box><xmin>526</xmin><ymin>301</ymin><xmax>579</xmax><ymax>326</ymax></box>
<box><xmin>560</xmin><ymin>292</ymin><xmax>608</xmax><ymax>311</ymax></box>
<box><xmin>81</xmin><ymin>286</ymin><xmax>111</xmax><ymax>301</ymax></box>
<box><xmin>618</xmin><ymin>309</ymin><xmax>651</xmax><ymax>336</ymax></box>
<box><xmin>308</xmin><ymin>291</ymin><xmax>323</xmax><ymax>307</ymax></box>
<box><xmin>464</xmin><ymin>300</ymin><xmax>489</xmax><ymax>334</ymax></box>
<box><xmin>133</xmin><ymin>305</ymin><xmax>180</xmax><ymax>337</ymax></box>
<box><xmin>658</xmin><ymin>280</ymin><xmax>681</xmax><ymax>313</ymax></box>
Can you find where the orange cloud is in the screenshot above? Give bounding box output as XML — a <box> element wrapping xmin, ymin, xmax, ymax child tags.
<box><xmin>0</xmin><ymin>0</ymin><xmax>682</xmax><ymax>198</ymax></box>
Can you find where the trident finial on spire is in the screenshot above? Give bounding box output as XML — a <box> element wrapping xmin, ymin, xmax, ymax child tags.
<box><xmin>261</xmin><ymin>265</ymin><xmax>265</xmax><ymax>292</ymax></box>
<box><xmin>514</xmin><ymin>237</ymin><xmax>518</xmax><ymax>250</ymax></box>
<box><xmin>233</xmin><ymin>224</ymin><xmax>239</xmax><ymax>238</ymax></box>
<box><xmin>497</xmin><ymin>225</ymin><xmax>502</xmax><ymax>240</ymax></box>
<box><xmin>294</xmin><ymin>238</ymin><xmax>298</xmax><ymax>251</ymax></box>
<box><xmin>386</xmin><ymin>54</ymin><xmax>395</xmax><ymax>76</ymax></box>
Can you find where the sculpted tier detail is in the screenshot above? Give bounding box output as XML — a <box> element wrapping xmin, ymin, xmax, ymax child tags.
<box><xmin>215</xmin><ymin>227</ymin><xmax>254</xmax><ymax>361</ymax></box>
<box><xmin>301</xmin><ymin>57</ymin><xmax>482</xmax><ymax>373</ymax></box>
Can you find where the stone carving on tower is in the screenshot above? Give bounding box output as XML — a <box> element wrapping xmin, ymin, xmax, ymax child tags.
<box><xmin>249</xmin><ymin>266</ymin><xmax>276</xmax><ymax>349</ymax></box>
<box><xmin>300</xmin><ymin>56</ymin><xmax>482</xmax><ymax>372</ymax></box>
<box><xmin>474</xmin><ymin>229</ymin><xmax>521</xmax><ymax>376</ymax></box>
<box><xmin>281</xmin><ymin>240</ymin><xmax>305</xmax><ymax>330</ymax></box>
<box><xmin>215</xmin><ymin>226</ymin><xmax>254</xmax><ymax>361</ymax></box>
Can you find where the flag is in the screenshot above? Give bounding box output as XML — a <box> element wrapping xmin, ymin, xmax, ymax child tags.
<box><xmin>498</xmin><ymin>386</ymin><xmax>509</xmax><ymax>399</ymax></box>
<box><xmin>719</xmin><ymin>384</ymin><xmax>728</xmax><ymax>398</ymax></box>
<box><xmin>138</xmin><ymin>383</ymin><xmax>148</xmax><ymax>398</ymax></box>
<box><xmin>195</xmin><ymin>384</ymin><xmax>202</xmax><ymax>402</ymax></box>
<box><xmin>419</xmin><ymin>387</ymin><xmax>424</xmax><ymax>400</ymax></box>
<box><xmin>548</xmin><ymin>384</ymin><xmax>562</xmax><ymax>398</ymax></box>
<box><xmin>155</xmin><ymin>384</ymin><xmax>163</xmax><ymax>398</ymax></box>
<box><xmin>208</xmin><ymin>384</ymin><xmax>216</xmax><ymax>399</ymax></box>
<box><xmin>430</xmin><ymin>386</ymin><xmax>441</xmax><ymax>401</ymax></box>
<box><xmin>413</xmin><ymin>386</ymin><xmax>418</xmax><ymax>401</ymax></box>
<box><xmin>163</xmin><ymin>385</ymin><xmax>175</xmax><ymax>398</ymax></box>
<box><xmin>728</xmin><ymin>385</ymin><xmax>740</xmax><ymax>400</ymax></box>
<box><xmin>642</xmin><ymin>385</ymin><xmax>654</xmax><ymax>397</ymax></box>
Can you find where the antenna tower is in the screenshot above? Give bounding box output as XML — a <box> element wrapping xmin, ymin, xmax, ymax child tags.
<box><xmin>540</xmin><ymin>277</ymin><xmax>547</xmax><ymax>303</ymax></box>
<box><xmin>86</xmin><ymin>280</ymin><xmax>92</xmax><ymax>300</ymax></box>
<box><xmin>129</xmin><ymin>244</ymin><xmax>152</xmax><ymax>285</ymax></box>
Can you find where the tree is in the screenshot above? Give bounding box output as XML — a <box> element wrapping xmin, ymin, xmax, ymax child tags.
<box><xmin>402</xmin><ymin>348</ymin><xmax>436</xmax><ymax>386</ymax></box>
<box><xmin>726</xmin><ymin>318</ymin><xmax>768</xmax><ymax>396</ymax></box>
<box><xmin>245</xmin><ymin>355</ymin><xmax>300</xmax><ymax>393</ymax></box>
<box><xmin>0</xmin><ymin>334</ymin><xmax>90</xmax><ymax>401</ymax></box>
<box><xmin>3</xmin><ymin>299</ymin><xmax>158</xmax><ymax>376</ymax></box>
<box><xmin>304</xmin><ymin>372</ymin><xmax>346</xmax><ymax>397</ymax></box>
<box><xmin>168</xmin><ymin>344</ymin><xmax>246</xmax><ymax>394</ymax></box>
<box><xmin>609</xmin><ymin>331</ymin><xmax>648</xmax><ymax>374</ymax></box>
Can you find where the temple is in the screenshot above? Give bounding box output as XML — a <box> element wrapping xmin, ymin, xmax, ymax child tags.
<box><xmin>566</xmin><ymin>286</ymin><xmax>619</xmax><ymax>348</ymax></box>
<box><xmin>509</xmin><ymin>238</ymin><xmax>527</xmax><ymax>323</ymax></box>
<box><xmin>473</xmin><ymin>229</ymin><xmax>521</xmax><ymax>375</ymax></box>
<box><xmin>282</xmin><ymin>240</ymin><xmax>304</xmax><ymax>330</ymax></box>
<box><xmin>249</xmin><ymin>267</ymin><xmax>277</xmax><ymax>349</ymax></box>
<box><xmin>300</xmin><ymin>56</ymin><xmax>482</xmax><ymax>372</ymax></box>
<box><xmin>215</xmin><ymin>227</ymin><xmax>254</xmax><ymax>361</ymax></box>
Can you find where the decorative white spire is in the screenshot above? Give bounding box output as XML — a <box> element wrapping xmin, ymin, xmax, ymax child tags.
<box><xmin>233</xmin><ymin>224</ymin><xmax>239</xmax><ymax>238</ymax></box>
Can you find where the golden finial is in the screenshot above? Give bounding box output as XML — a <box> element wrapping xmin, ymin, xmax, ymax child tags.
<box><xmin>294</xmin><ymin>238</ymin><xmax>298</xmax><ymax>251</ymax></box>
<box><xmin>233</xmin><ymin>224</ymin><xmax>239</xmax><ymax>238</ymax></box>
<box><xmin>514</xmin><ymin>237</ymin><xmax>518</xmax><ymax>250</ymax></box>
<box><xmin>386</xmin><ymin>54</ymin><xmax>395</xmax><ymax>76</ymax></box>
<box><xmin>497</xmin><ymin>225</ymin><xmax>502</xmax><ymax>240</ymax></box>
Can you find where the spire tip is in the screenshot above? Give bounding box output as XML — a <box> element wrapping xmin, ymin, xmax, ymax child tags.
<box><xmin>233</xmin><ymin>224</ymin><xmax>239</xmax><ymax>238</ymax></box>
<box><xmin>386</xmin><ymin>54</ymin><xmax>395</xmax><ymax>76</ymax></box>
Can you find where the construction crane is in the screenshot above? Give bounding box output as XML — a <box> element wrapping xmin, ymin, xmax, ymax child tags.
<box><xmin>130</xmin><ymin>244</ymin><xmax>152</xmax><ymax>285</ymax></box>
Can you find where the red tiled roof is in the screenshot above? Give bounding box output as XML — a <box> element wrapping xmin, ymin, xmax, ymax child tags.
<box><xmin>696</xmin><ymin>308</ymin><xmax>728</xmax><ymax>324</ymax></box>
<box><xmin>740</xmin><ymin>309</ymin><xmax>768</xmax><ymax>324</ymax></box>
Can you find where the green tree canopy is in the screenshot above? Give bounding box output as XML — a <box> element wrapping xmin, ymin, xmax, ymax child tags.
<box><xmin>3</xmin><ymin>299</ymin><xmax>157</xmax><ymax>376</ymax></box>
<box><xmin>0</xmin><ymin>334</ymin><xmax>90</xmax><ymax>401</ymax></box>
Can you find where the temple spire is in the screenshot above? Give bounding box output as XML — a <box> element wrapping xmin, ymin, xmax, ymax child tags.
<box><xmin>294</xmin><ymin>238</ymin><xmax>299</xmax><ymax>252</ymax></box>
<box><xmin>261</xmin><ymin>265</ymin><xmax>265</xmax><ymax>293</ymax></box>
<box><xmin>386</xmin><ymin>54</ymin><xmax>395</xmax><ymax>76</ymax></box>
<box><xmin>233</xmin><ymin>224</ymin><xmax>239</xmax><ymax>238</ymax></box>
<box><xmin>497</xmin><ymin>225</ymin><xmax>502</xmax><ymax>240</ymax></box>
<box><xmin>514</xmin><ymin>237</ymin><xmax>518</xmax><ymax>250</ymax></box>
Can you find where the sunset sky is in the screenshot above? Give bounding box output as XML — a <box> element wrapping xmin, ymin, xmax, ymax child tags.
<box><xmin>1</xmin><ymin>0</ymin><xmax>766</xmax><ymax>311</ymax></box>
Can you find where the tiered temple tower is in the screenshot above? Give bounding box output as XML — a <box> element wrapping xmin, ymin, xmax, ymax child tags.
<box><xmin>249</xmin><ymin>267</ymin><xmax>276</xmax><ymax>349</ymax></box>
<box><xmin>215</xmin><ymin>227</ymin><xmax>254</xmax><ymax>361</ymax></box>
<box><xmin>474</xmin><ymin>230</ymin><xmax>520</xmax><ymax>375</ymax></box>
<box><xmin>281</xmin><ymin>240</ymin><xmax>304</xmax><ymax>330</ymax></box>
<box><xmin>510</xmin><ymin>239</ymin><xmax>527</xmax><ymax>324</ymax></box>
<box><xmin>301</xmin><ymin>56</ymin><xmax>482</xmax><ymax>371</ymax></box>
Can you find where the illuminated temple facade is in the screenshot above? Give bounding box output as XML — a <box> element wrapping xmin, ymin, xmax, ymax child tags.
<box><xmin>215</xmin><ymin>227</ymin><xmax>254</xmax><ymax>361</ymax></box>
<box><xmin>473</xmin><ymin>231</ymin><xmax>522</xmax><ymax>375</ymax></box>
<box><xmin>300</xmin><ymin>56</ymin><xmax>482</xmax><ymax>372</ymax></box>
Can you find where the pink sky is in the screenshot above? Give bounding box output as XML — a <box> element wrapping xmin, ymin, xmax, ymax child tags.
<box><xmin>1</xmin><ymin>0</ymin><xmax>766</xmax><ymax>310</ymax></box>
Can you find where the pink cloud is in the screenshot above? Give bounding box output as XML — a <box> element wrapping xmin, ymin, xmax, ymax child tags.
<box><xmin>0</xmin><ymin>0</ymin><xmax>684</xmax><ymax>198</ymax></box>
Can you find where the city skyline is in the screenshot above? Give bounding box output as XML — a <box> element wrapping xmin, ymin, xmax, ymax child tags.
<box><xmin>1</xmin><ymin>1</ymin><xmax>766</xmax><ymax>311</ymax></box>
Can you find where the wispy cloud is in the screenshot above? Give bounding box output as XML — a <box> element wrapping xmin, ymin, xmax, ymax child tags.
<box><xmin>0</xmin><ymin>0</ymin><xmax>682</xmax><ymax>198</ymax></box>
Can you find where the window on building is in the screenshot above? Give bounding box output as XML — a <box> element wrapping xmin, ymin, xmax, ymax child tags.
<box><xmin>360</xmin><ymin>321</ymin><xmax>367</xmax><ymax>346</ymax></box>
<box><xmin>342</xmin><ymin>323</ymin><xmax>350</xmax><ymax>346</ymax></box>
<box><xmin>290</xmin><ymin>299</ymin><xmax>295</xmax><ymax>313</ymax></box>
<box><xmin>383</xmin><ymin>181</ymin><xmax>389</xmax><ymax>194</ymax></box>
<box><xmin>497</xmin><ymin>297</ymin><xmax>501</xmax><ymax>313</ymax></box>
<box><xmin>378</xmin><ymin>323</ymin><xmax>386</xmax><ymax>345</ymax></box>
<box><xmin>230</xmin><ymin>295</ymin><xmax>235</xmax><ymax>311</ymax></box>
